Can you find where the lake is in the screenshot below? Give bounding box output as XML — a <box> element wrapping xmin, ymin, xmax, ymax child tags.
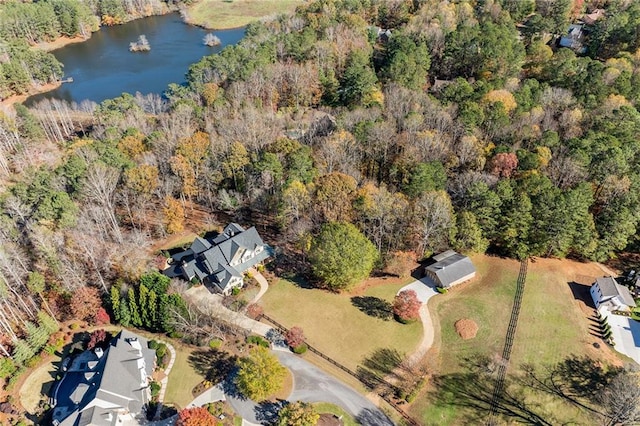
<box><xmin>26</xmin><ymin>13</ymin><xmax>245</xmax><ymax>105</ymax></box>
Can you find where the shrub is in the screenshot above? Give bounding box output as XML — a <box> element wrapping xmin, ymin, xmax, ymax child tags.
<box><xmin>69</xmin><ymin>323</ymin><xmax>80</xmax><ymax>330</ymax></box>
<box><xmin>26</xmin><ymin>355</ymin><xmax>41</xmax><ymax>368</ymax></box>
<box><xmin>285</xmin><ymin>326</ymin><xmax>305</xmax><ymax>349</ymax></box>
<box><xmin>156</xmin><ymin>343</ymin><xmax>167</xmax><ymax>359</ymax></box>
<box><xmin>292</xmin><ymin>343</ymin><xmax>308</xmax><ymax>354</ymax></box>
<box><xmin>246</xmin><ymin>335</ymin><xmax>269</xmax><ymax>348</ymax></box>
<box><xmin>150</xmin><ymin>381</ymin><xmax>161</xmax><ymax>398</ymax></box>
<box><xmin>436</xmin><ymin>287</ymin><xmax>448</xmax><ymax>294</ymax></box>
<box><xmin>148</xmin><ymin>340</ymin><xmax>159</xmax><ymax>350</ymax></box>
<box><xmin>95</xmin><ymin>308</ymin><xmax>111</xmax><ymax>325</ymax></box>
<box><xmin>232</xmin><ymin>287</ymin><xmax>241</xmax><ymax>296</ymax></box>
<box><xmin>168</xmin><ymin>331</ymin><xmax>184</xmax><ymax>339</ymax></box>
<box><xmin>209</xmin><ymin>339</ymin><xmax>222</xmax><ymax>349</ymax></box>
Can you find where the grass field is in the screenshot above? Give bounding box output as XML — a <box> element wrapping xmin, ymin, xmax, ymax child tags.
<box><xmin>164</xmin><ymin>345</ymin><xmax>206</xmax><ymax>409</ymax></box>
<box><xmin>411</xmin><ymin>255</ymin><xmax>622</xmax><ymax>425</ymax></box>
<box><xmin>19</xmin><ymin>357</ymin><xmax>58</xmax><ymax>413</ymax></box>
<box><xmin>259</xmin><ymin>277</ymin><xmax>421</xmax><ymax>371</ymax></box>
<box><xmin>186</xmin><ymin>0</ymin><xmax>305</xmax><ymax>29</ymax></box>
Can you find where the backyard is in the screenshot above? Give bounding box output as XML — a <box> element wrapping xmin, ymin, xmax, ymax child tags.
<box><xmin>185</xmin><ymin>0</ymin><xmax>305</xmax><ymax>29</ymax></box>
<box><xmin>259</xmin><ymin>277</ymin><xmax>422</xmax><ymax>372</ymax></box>
<box><xmin>164</xmin><ymin>343</ymin><xmax>210</xmax><ymax>409</ymax></box>
<box><xmin>411</xmin><ymin>255</ymin><xmax>624</xmax><ymax>425</ymax></box>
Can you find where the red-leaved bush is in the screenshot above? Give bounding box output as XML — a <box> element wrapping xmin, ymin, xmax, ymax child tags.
<box><xmin>285</xmin><ymin>326</ymin><xmax>305</xmax><ymax>349</ymax></box>
<box><xmin>176</xmin><ymin>407</ymin><xmax>217</xmax><ymax>426</ymax></box>
<box><xmin>393</xmin><ymin>290</ymin><xmax>421</xmax><ymax>323</ymax></box>
<box><xmin>95</xmin><ymin>308</ymin><xmax>111</xmax><ymax>325</ymax></box>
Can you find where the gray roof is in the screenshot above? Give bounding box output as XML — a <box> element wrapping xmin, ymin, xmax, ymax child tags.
<box><xmin>190</xmin><ymin>236</ymin><xmax>211</xmax><ymax>255</ymax></box>
<box><xmin>426</xmin><ymin>252</ymin><xmax>476</xmax><ymax>287</ymax></box>
<box><xmin>168</xmin><ymin>224</ymin><xmax>270</xmax><ymax>292</ymax></box>
<box><xmin>433</xmin><ymin>250</ymin><xmax>457</xmax><ymax>262</ymax></box>
<box><xmin>596</xmin><ymin>277</ymin><xmax>636</xmax><ymax>307</ymax></box>
<box><xmin>53</xmin><ymin>330</ymin><xmax>154</xmax><ymax>426</ymax></box>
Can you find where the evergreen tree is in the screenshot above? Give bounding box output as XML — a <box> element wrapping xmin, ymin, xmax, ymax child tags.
<box><xmin>127</xmin><ymin>288</ymin><xmax>142</xmax><ymax>327</ymax></box>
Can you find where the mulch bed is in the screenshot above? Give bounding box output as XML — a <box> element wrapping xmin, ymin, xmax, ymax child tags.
<box><xmin>454</xmin><ymin>318</ymin><xmax>479</xmax><ymax>339</ymax></box>
<box><xmin>317</xmin><ymin>413</ymin><xmax>342</xmax><ymax>426</ymax></box>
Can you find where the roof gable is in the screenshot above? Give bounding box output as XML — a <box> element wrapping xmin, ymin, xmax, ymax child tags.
<box><xmin>426</xmin><ymin>252</ymin><xmax>476</xmax><ymax>287</ymax></box>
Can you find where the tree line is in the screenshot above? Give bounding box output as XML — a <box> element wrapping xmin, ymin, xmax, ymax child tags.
<box><xmin>0</xmin><ymin>0</ymin><xmax>180</xmax><ymax>100</ymax></box>
<box><xmin>0</xmin><ymin>0</ymin><xmax>639</xmax><ymax>384</ymax></box>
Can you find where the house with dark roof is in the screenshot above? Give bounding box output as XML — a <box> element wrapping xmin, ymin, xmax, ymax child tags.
<box><xmin>559</xmin><ymin>24</ymin><xmax>587</xmax><ymax>53</ymax></box>
<box><xmin>51</xmin><ymin>329</ymin><xmax>155</xmax><ymax>426</ymax></box>
<box><xmin>424</xmin><ymin>250</ymin><xmax>476</xmax><ymax>289</ymax></box>
<box><xmin>590</xmin><ymin>276</ymin><xmax>637</xmax><ymax>312</ymax></box>
<box><xmin>164</xmin><ymin>223</ymin><xmax>272</xmax><ymax>296</ymax></box>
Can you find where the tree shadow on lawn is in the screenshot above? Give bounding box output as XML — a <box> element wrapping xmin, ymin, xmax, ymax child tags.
<box><xmin>430</xmin><ymin>355</ymin><xmax>618</xmax><ymax>425</ymax></box>
<box><xmin>519</xmin><ymin>355</ymin><xmax>620</xmax><ymax>411</ymax></box>
<box><xmin>350</xmin><ymin>296</ymin><xmax>393</xmax><ymax>320</ymax></box>
<box><xmin>357</xmin><ymin>348</ymin><xmax>407</xmax><ymax>391</ymax></box>
<box><xmin>188</xmin><ymin>349</ymin><xmax>237</xmax><ymax>384</ymax></box>
<box><xmin>430</xmin><ymin>356</ymin><xmax>557</xmax><ymax>425</ymax></box>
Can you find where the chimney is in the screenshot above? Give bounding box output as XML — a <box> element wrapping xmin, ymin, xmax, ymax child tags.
<box><xmin>94</xmin><ymin>347</ymin><xmax>103</xmax><ymax>358</ymax></box>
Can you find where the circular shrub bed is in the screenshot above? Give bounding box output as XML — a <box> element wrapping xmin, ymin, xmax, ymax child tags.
<box><xmin>454</xmin><ymin>318</ymin><xmax>478</xmax><ymax>339</ymax></box>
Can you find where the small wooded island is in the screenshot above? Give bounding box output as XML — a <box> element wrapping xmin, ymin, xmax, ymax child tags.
<box><xmin>129</xmin><ymin>34</ymin><xmax>150</xmax><ymax>52</ymax></box>
<box><xmin>203</xmin><ymin>33</ymin><xmax>221</xmax><ymax>46</ymax></box>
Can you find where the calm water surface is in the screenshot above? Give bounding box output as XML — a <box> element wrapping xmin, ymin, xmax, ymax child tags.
<box><xmin>26</xmin><ymin>13</ymin><xmax>244</xmax><ymax>105</ymax></box>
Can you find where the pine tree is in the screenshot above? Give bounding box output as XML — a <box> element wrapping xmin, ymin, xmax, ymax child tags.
<box><xmin>110</xmin><ymin>285</ymin><xmax>121</xmax><ymax>323</ymax></box>
<box><xmin>118</xmin><ymin>298</ymin><xmax>131</xmax><ymax>327</ymax></box>
<box><xmin>128</xmin><ymin>288</ymin><xmax>142</xmax><ymax>327</ymax></box>
<box><xmin>139</xmin><ymin>284</ymin><xmax>150</xmax><ymax>328</ymax></box>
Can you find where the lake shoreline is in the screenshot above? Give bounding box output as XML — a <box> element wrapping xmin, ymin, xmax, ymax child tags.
<box><xmin>2</xmin><ymin>1</ymin><xmax>276</xmax><ymax>110</ymax></box>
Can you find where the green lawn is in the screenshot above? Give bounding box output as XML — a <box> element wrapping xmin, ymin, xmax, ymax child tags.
<box><xmin>186</xmin><ymin>0</ymin><xmax>305</xmax><ymax>29</ymax></box>
<box><xmin>260</xmin><ymin>278</ymin><xmax>421</xmax><ymax>371</ymax></box>
<box><xmin>164</xmin><ymin>345</ymin><xmax>207</xmax><ymax>409</ymax></box>
<box><xmin>412</xmin><ymin>256</ymin><xmax>615</xmax><ymax>426</ymax></box>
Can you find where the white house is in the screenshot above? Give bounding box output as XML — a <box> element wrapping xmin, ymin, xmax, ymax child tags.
<box><xmin>165</xmin><ymin>223</ymin><xmax>272</xmax><ymax>296</ymax></box>
<box><xmin>590</xmin><ymin>276</ymin><xmax>636</xmax><ymax>312</ymax></box>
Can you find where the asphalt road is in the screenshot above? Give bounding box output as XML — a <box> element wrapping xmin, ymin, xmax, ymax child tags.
<box><xmin>224</xmin><ymin>349</ymin><xmax>394</xmax><ymax>425</ymax></box>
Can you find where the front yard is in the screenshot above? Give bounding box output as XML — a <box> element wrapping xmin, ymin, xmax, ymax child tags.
<box><xmin>411</xmin><ymin>255</ymin><xmax>623</xmax><ymax>425</ymax></box>
<box><xmin>259</xmin><ymin>277</ymin><xmax>422</xmax><ymax>372</ymax></box>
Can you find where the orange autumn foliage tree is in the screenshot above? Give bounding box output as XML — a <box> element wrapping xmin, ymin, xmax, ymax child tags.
<box><xmin>176</xmin><ymin>407</ymin><xmax>217</xmax><ymax>426</ymax></box>
<box><xmin>163</xmin><ymin>197</ymin><xmax>185</xmax><ymax>234</ymax></box>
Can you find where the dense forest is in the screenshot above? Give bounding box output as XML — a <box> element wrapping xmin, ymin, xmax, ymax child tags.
<box><xmin>0</xmin><ymin>0</ymin><xmax>180</xmax><ymax>99</ymax></box>
<box><xmin>1</xmin><ymin>0</ymin><xmax>640</xmax><ymax>418</ymax></box>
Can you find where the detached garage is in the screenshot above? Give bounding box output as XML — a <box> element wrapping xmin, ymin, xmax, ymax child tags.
<box><xmin>425</xmin><ymin>250</ymin><xmax>476</xmax><ymax>289</ymax></box>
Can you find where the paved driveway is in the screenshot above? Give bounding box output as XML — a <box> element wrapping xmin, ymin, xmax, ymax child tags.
<box><xmin>222</xmin><ymin>349</ymin><xmax>393</xmax><ymax>425</ymax></box>
<box><xmin>398</xmin><ymin>277</ymin><xmax>439</xmax><ymax>363</ymax></box>
<box><xmin>399</xmin><ymin>276</ymin><xmax>439</xmax><ymax>303</ymax></box>
<box><xmin>605</xmin><ymin>311</ymin><xmax>640</xmax><ymax>364</ymax></box>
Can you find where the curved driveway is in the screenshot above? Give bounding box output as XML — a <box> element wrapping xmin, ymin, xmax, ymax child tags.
<box><xmin>398</xmin><ymin>277</ymin><xmax>439</xmax><ymax>363</ymax></box>
<box><xmin>222</xmin><ymin>349</ymin><xmax>393</xmax><ymax>426</ymax></box>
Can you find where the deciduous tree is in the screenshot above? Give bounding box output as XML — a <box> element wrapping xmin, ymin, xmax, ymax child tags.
<box><xmin>393</xmin><ymin>290</ymin><xmax>421</xmax><ymax>323</ymax></box>
<box><xmin>284</xmin><ymin>326</ymin><xmax>305</xmax><ymax>349</ymax></box>
<box><xmin>70</xmin><ymin>286</ymin><xmax>102</xmax><ymax>323</ymax></box>
<box><xmin>277</xmin><ymin>401</ymin><xmax>320</xmax><ymax>426</ymax></box>
<box><xmin>235</xmin><ymin>346</ymin><xmax>287</xmax><ymax>401</ymax></box>
<box><xmin>176</xmin><ymin>407</ymin><xmax>217</xmax><ymax>426</ymax></box>
<box><xmin>309</xmin><ymin>222</ymin><xmax>378</xmax><ymax>290</ymax></box>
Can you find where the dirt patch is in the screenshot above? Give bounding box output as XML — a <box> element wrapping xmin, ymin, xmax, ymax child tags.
<box><xmin>317</xmin><ymin>413</ymin><xmax>342</xmax><ymax>426</ymax></box>
<box><xmin>454</xmin><ymin>319</ymin><xmax>478</xmax><ymax>339</ymax></box>
<box><xmin>350</xmin><ymin>274</ymin><xmax>415</xmax><ymax>296</ymax></box>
